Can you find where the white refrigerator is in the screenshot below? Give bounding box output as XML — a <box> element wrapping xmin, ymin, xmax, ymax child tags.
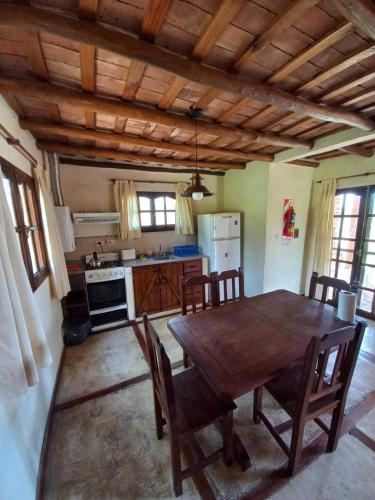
<box><xmin>198</xmin><ymin>213</ymin><xmax>241</xmax><ymax>298</ymax></box>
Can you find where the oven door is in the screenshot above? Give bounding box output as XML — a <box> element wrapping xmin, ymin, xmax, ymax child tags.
<box><xmin>87</xmin><ymin>278</ymin><xmax>126</xmax><ymax>311</ymax></box>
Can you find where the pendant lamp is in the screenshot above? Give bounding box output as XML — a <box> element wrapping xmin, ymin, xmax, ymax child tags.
<box><xmin>181</xmin><ymin>106</ymin><xmax>213</xmax><ymax>201</ymax></box>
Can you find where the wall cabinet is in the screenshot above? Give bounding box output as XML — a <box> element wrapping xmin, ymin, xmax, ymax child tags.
<box><xmin>133</xmin><ymin>259</ymin><xmax>202</xmax><ymax>316</ymax></box>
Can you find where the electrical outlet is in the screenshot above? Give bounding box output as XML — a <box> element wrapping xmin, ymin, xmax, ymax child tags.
<box><xmin>106</xmin><ymin>238</ymin><xmax>117</xmax><ymax>245</ymax></box>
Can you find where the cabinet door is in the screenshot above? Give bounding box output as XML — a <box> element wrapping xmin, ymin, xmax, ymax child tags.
<box><xmin>132</xmin><ymin>265</ymin><xmax>161</xmax><ymax>316</ymax></box>
<box><xmin>159</xmin><ymin>262</ymin><xmax>184</xmax><ymax>310</ymax></box>
<box><xmin>183</xmin><ymin>259</ymin><xmax>203</xmax><ymax>305</ymax></box>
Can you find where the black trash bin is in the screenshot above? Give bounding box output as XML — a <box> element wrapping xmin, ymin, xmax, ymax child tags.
<box><xmin>62</xmin><ymin>317</ymin><xmax>90</xmax><ymax>346</ymax></box>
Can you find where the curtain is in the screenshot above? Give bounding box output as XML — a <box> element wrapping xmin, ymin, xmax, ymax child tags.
<box><xmin>303</xmin><ymin>178</ymin><xmax>337</xmax><ymax>295</ymax></box>
<box><xmin>34</xmin><ymin>167</ymin><xmax>70</xmax><ymax>300</ymax></box>
<box><xmin>175</xmin><ymin>183</ymin><xmax>194</xmax><ymax>235</ymax></box>
<box><xmin>114</xmin><ymin>180</ymin><xmax>142</xmax><ymax>240</ymax></box>
<box><xmin>0</xmin><ymin>169</ymin><xmax>52</xmax><ymax>399</ymax></box>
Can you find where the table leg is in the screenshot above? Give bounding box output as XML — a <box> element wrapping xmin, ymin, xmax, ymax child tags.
<box><xmin>215</xmin><ymin>421</ymin><xmax>251</xmax><ymax>470</ymax></box>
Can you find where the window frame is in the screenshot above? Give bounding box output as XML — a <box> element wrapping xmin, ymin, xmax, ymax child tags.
<box><xmin>137</xmin><ymin>191</ymin><xmax>176</xmax><ymax>233</ymax></box>
<box><xmin>1</xmin><ymin>157</ymin><xmax>49</xmax><ymax>292</ymax></box>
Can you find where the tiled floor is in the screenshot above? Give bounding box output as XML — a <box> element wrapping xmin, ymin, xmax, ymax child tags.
<box><xmin>42</xmin><ymin>318</ymin><xmax>375</xmax><ymax>499</ymax></box>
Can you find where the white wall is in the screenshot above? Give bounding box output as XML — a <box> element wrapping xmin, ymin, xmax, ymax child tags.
<box><xmin>222</xmin><ymin>162</ymin><xmax>269</xmax><ymax>296</ymax></box>
<box><xmin>60</xmin><ymin>163</ymin><xmax>223</xmax><ymax>259</ymax></box>
<box><xmin>263</xmin><ymin>164</ymin><xmax>314</xmax><ymax>293</ymax></box>
<box><xmin>0</xmin><ymin>95</ymin><xmax>63</xmax><ymax>500</ymax></box>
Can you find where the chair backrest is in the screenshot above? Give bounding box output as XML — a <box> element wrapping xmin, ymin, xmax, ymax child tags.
<box><xmin>296</xmin><ymin>321</ymin><xmax>367</xmax><ymax>419</ymax></box>
<box><xmin>211</xmin><ymin>268</ymin><xmax>244</xmax><ymax>307</ymax></box>
<box><xmin>144</xmin><ymin>315</ymin><xmax>177</xmax><ymax>427</ymax></box>
<box><xmin>308</xmin><ymin>271</ymin><xmax>358</xmax><ymax>307</ymax></box>
<box><xmin>179</xmin><ymin>274</ymin><xmax>212</xmax><ymax>315</ymax></box>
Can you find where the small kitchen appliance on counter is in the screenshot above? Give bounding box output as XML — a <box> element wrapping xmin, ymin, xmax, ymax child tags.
<box><xmin>121</xmin><ymin>248</ymin><xmax>136</xmax><ymax>261</ymax></box>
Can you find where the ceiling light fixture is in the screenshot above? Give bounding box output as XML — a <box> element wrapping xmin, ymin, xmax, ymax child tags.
<box><xmin>181</xmin><ymin>106</ymin><xmax>213</xmax><ymax>201</ymax></box>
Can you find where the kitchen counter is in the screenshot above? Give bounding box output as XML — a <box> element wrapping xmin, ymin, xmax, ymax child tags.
<box><xmin>121</xmin><ymin>254</ymin><xmax>205</xmax><ymax>267</ymax></box>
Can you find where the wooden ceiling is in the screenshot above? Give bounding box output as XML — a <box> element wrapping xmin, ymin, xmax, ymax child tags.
<box><xmin>0</xmin><ymin>0</ymin><xmax>375</xmax><ymax>172</ymax></box>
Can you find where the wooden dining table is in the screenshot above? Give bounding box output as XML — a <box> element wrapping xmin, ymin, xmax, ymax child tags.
<box><xmin>167</xmin><ymin>289</ymin><xmax>348</xmax><ymax>469</ymax></box>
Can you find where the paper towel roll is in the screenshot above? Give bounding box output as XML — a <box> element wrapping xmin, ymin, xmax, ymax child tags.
<box><xmin>337</xmin><ymin>291</ymin><xmax>357</xmax><ymax>323</ymax></box>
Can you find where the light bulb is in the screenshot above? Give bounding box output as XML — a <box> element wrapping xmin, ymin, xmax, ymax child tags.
<box><xmin>192</xmin><ymin>191</ymin><xmax>204</xmax><ymax>201</ymax></box>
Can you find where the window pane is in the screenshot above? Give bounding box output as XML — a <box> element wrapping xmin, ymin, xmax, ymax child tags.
<box><xmin>26</xmin><ymin>184</ymin><xmax>38</xmax><ymax>225</ymax></box>
<box><xmin>341</xmin><ymin>217</ymin><xmax>357</xmax><ymax>239</ymax></box>
<box><xmin>334</xmin><ymin>194</ymin><xmax>344</xmax><ymax>215</ymax></box>
<box><xmin>360</xmin><ymin>266</ymin><xmax>375</xmax><ymax>289</ymax></box>
<box><xmin>140</xmin><ymin>212</ymin><xmax>151</xmax><ymax>226</ymax></box>
<box><xmin>363</xmin><ymin>253</ymin><xmax>375</xmax><ymax>265</ymax></box>
<box><xmin>366</xmin><ymin>216</ymin><xmax>375</xmax><ymax>239</ymax></box>
<box><xmin>331</xmin><ymin>247</ymin><xmax>338</xmax><ymax>260</ymax></box>
<box><xmin>368</xmin><ymin>193</ymin><xmax>375</xmax><ymax>215</ymax></box>
<box><xmin>139</xmin><ymin>196</ymin><xmax>151</xmax><ymax>211</ymax></box>
<box><xmin>339</xmin><ymin>250</ymin><xmax>353</xmax><ymax>262</ymax></box>
<box><xmin>27</xmin><ymin>232</ymin><xmax>38</xmax><ymax>274</ymax></box>
<box><xmin>332</xmin><ymin>217</ymin><xmax>341</xmax><ymax>237</ymax></box>
<box><xmin>337</xmin><ymin>261</ymin><xmax>352</xmax><ymax>283</ymax></box>
<box><xmin>166</xmin><ymin>211</ymin><xmax>175</xmax><ymax>225</ymax></box>
<box><xmin>154</xmin><ymin>197</ymin><xmax>165</xmax><ymax>211</ymax></box>
<box><xmin>365</xmin><ymin>241</ymin><xmax>375</xmax><ymax>253</ymax></box>
<box><xmin>332</xmin><ymin>239</ymin><xmax>339</xmax><ymax>249</ymax></box>
<box><xmin>18</xmin><ymin>183</ymin><xmax>30</xmax><ymax>225</ymax></box>
<box><xmin>359</xmin><ymin>289</ymin><xmax>373</xmax><ymax>312</ymax></box>
<box><xmin>3</xmin><ymin>177</ymin><xmax>17</xmax><ymax>226</ymax></box>
<box><xmin>155</xmin><ymin>212</ymin><xmax>165</xmax><ymax>225</ymax></box>
<box><xmin>33</xmin><ymin>229</ymin><xmax>45</xmax><ymax>269</ymax></box>
<box><xmin>344</xmin><ymin>193</ymin><xmax>360</xmax><ymax>216</ymax></box>
<box><xmin>165</xmin><ymin>196</ymin><xmax>176</xmax><ymax>210</ymax></box>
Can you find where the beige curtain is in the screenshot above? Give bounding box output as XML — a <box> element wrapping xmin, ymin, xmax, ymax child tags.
<box><xmin>303</xmin><ymin>178</ymin><xmax>337</xmax><ymax>295</ymax></box>
<box><xmin>34</xmin><ymin>167</ymin><xmax>70</xmax><ymax>300</ymax></box>
<box><xmin>0</xmin><ymin>169</ymin><xmax>52</xmax><ymax>399</ymax></box>
<box><xmin>175</xmin><ymin>183</ymin><xmax>194</xmax><ymax>235</ymax></box>
<box><xmin>114</xmin><ymin>180</ymin><xmax>142</xmax><ymax>240</ymax></box>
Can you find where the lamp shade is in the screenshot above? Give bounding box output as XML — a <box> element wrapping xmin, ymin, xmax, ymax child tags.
<box><xmin>180</xmin><ymin>172</ymin><xmax>213</xmax><ymax>198</ymax></box>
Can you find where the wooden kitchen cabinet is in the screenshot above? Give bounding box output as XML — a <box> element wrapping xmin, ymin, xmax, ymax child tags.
<box><xmin>133</xmin><ymin>259</ymin><xmax>202</xmax><ymax>316</ymax></box>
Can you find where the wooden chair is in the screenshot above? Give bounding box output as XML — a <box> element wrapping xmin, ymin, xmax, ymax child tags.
<box><xmin>179</xmin><ymin>274</ymin><xmax>212</xmax><ymax>315</ymax></box>
<box><xmin>180</xmin><ymin>274</ymin><xmax>213</xmax><ymax>367</ymax></box>
<box><xmin>252</xmin><ymin>320</ymin><xmax>367</xmax><ymax>475</ymax></box>
<box><xmin>308</xmin><ymin>271</ymin><xmax>358</xmax><ymax>307</ymax></box>
<box><xmin>211</xmin><ymin>268</ymin><xmax>245</xmax><ymax>307</ymax></box>
<box><xmin>144</xmin><ymin>314</ymin><xmax>236</xmax><ymax>496</ymax></box>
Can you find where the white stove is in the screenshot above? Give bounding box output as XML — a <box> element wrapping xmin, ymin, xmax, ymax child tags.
<box><xmin>85</xmin><ymin>252</ymin><xmax>128</xmax><ymax>331</ymax></box>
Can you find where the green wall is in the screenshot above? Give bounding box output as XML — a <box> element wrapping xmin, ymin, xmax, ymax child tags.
<box><xmin>222</xmin><ymin>162</ymin><xmax>269</xmax><ymax>296</ymax></box>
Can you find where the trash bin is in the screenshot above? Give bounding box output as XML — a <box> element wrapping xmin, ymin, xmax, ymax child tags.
<box><xmin>62</xmin><ymin>317</ymin><xmax>90</xmax><ymax>346</ymax></box>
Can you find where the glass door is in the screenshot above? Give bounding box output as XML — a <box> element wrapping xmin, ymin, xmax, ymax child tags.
<box><xmin>330</xmin><ymin>186</ymin><xmax>375</xmax><ymax>319</ymax></box>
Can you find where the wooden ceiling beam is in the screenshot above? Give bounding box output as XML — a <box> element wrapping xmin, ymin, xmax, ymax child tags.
<box><xmin>205</xmin><ymin>22</ymin><xmax>353</xmax><ymax>125</ymax></box>
<box><xmin>0</xmin><ymin>6</ymin><xmax>372</xmax><ymax>130</ymax></box>
<box><xmin>289</xmin><ymin>159</ymin><xmax>320</xmax><ymax>167</ymax></box>
<box><xmin>268</xmin><ymin>22</ymin><xmax>352</xmax><ymax>85</ymax></box>
<box><xmin>232</xmin><ymin>0</ymin><xmax>319</xmax><ymax>74</ymax></box>
<box><xmin>329</xmin><ymin>0</ymin><xmax>375</xmax><ymax>40</ymax></box>
<box><xmin>26</xmin><ymin>30</ymin><xmax>62</xmax><ymax>123</ymax></box>
<box><xmin>19</xmin><ymin>118</ymin><xmax>273</xmax><ymax>161</ymax></box>
<box><xmin>59</xmin><ymin>157</ymin><xmax>226</xmax><ymax>176</ymax></box>
<box><xmin>158</xmin><ymin>0</ymin><xmax>242</xmax><ymax>112</ymax></box>
<box><xmin>0</xmin><ymin>75</ymin><xmax>313</xmax><ymax>150</ymax></box>
<box><xmin>192</xmin><ymin>0</ymin><xmax>243</xmax><ymax>62</ymax></box>
<box><xmin>36</xmin><ymin>141</ymin><xmax>246</xmax><ymax>169</ymax></box>
<box><xmin>339</xmin><ymin>145</ymin><xmax>373</xmax><ymax>158</ymax></box>
<box><xmin>320</xmin><ymin>69</ymin><xmax>375</xmax><ymax>102</ymax></box>
<box><xmin>141</xmin><ymin>0</ymin><xmax>172</xmax><ymax>43</ymax></box>
<box><xmin>79</xmin><ymin>0</ymin><xmax>99</xmax><ymax>131</ymax></box>
<box><xmin>298</xmin><ymin>42</ymin><xmax>375</xmax><ymax>94</ymax></box>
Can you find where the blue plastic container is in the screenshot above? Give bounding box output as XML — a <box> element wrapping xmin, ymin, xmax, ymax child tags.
<box><xmin>173</xmin><ymin>245</ymin><xmax>200</xmax><ymax>257</ymax></box>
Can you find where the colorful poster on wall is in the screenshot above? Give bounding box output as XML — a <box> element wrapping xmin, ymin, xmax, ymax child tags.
<box><xmin>282</xmin><ymin>198</ymin><xmax>296</xmax><ymax>238</ymax></box>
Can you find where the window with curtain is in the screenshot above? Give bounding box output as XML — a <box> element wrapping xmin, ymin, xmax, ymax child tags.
<box><xmin>1</xmin><ymin>158</ymin><xmax>48</xmax><ymax>291</ymax></box>
<box><xmin>137</xmin><ymin>192</ymin><xmax>176</xmax><ymax>232</ymax></box>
